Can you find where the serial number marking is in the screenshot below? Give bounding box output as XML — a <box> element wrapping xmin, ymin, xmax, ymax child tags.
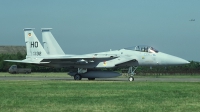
<box><xmin>33</xmin><ymin>51</ymin><xmax>41</xmax><ymax>56</ymax></box>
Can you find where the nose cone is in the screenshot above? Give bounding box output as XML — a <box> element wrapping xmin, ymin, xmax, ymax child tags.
<box><xmin>157</xmin><ymin>52</ymin><xmax>190</xmax><ymax>65</ymax></box>
<box><xmin>168</xmin><ymin>56</ymin><xmax>190</xmax><ymax>65</ymax></box>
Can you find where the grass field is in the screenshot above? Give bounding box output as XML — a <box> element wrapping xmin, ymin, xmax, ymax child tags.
<box><xmin>0</xmin><ymin>80</ymin><xmax>200</xmax><ymax>112</ymax></box>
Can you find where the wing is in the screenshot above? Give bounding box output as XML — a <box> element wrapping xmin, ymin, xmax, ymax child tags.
<box><xmin>5</xmin><ymin>54</ymin><xmax>118</xmax><ymax>64</ymax></box>
<box><xmin>4</xmin><ymin>59</ymin><xmax>50</xmax><ymax>64</ymax></box>
<box><xmin>41</xmin><ymin>54</ymin><xmax>119</xmax><ymax>64</ymax></box>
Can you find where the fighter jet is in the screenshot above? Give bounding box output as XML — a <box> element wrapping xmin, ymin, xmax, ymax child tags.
<box><xmin>5</xmin><ymin>28</ymin><xmax>190</xmax><ymax>81</ymax></box>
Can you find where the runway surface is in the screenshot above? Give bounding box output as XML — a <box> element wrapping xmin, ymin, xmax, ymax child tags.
<box><xmin>0</xmin><ymin>76</ymin><xmax>200</xmax><ymax>82</ymax></box>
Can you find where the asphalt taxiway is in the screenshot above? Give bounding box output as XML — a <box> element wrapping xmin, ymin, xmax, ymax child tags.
<box><xmin>0</xmin><ymin>76</ymin><xmax>200</xmax><ymax>82</ymax></box>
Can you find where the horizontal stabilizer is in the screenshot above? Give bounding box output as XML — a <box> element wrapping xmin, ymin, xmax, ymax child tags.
<box><xmin>4</xmin><ymin>60</ymin><xmax>50</xmax><ymax>64</ymax></box>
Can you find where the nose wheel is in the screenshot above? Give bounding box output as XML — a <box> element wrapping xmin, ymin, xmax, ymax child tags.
<box><xmin>128</xmin><ymin>76</ymin><xmax>134</xmax><ymax>81</ymax></box>
<box><xmin>127</xmin><ymin>66</ymin><xmax>137</xmax><ymax>81</ymax></box>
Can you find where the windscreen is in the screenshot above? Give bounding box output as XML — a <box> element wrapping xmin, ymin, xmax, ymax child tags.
<box><xmin>125</xmin><ymin>45</ymin><xmax>159</xmax><ymax>53</ymax></box>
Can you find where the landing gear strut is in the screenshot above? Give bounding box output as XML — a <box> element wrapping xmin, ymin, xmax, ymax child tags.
<box><xmin>73</xmin><ymin>68</ymin><xmax>87</xmax><ymax>80</ymax></box>
<box><xmin>128</xmin><ymin>66</ymin><xmax>138</xmax><ymax>81</ymax></box>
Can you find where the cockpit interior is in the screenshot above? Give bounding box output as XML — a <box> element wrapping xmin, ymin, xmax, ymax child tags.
<box><xmin>125</xmin><ymin>45</ymin><xmax>159</xmax><ymax>53</ymax></box>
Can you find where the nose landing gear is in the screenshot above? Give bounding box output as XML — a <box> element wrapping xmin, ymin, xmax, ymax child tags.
<box><xmin>128</xmin><ymin>66</ymin><xmax>137</xmax><ymax>81</ymax></box>
<box><xmin>128</xmin><ymin>76</ymin><xmax>134</xmax><ymax>81</ymax></box>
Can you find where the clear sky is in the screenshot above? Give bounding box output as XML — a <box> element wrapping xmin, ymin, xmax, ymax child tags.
<box><xmin>0</xmin><ymin>0</ymin><xmax>199</xmax><ymax>61</ymax></box>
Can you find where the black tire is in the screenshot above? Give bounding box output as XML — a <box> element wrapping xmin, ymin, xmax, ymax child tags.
<box><xmin>74</xmin><ymin>74</ymin><xmax>82</xmax><ymax>80</ymax></box>
<box><xmin>88</xmin><ymin>78</ymin><xmax>95</xmax><ymax>80</ymax></box>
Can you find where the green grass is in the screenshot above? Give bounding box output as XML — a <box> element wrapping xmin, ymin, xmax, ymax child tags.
<box><xmin>0</xmin><ymin>81</ymin><xmax>200</xmax><ymax>112</ymax></box>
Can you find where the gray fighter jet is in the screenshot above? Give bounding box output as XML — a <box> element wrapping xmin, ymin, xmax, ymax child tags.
<box><xmin>5</xmin><ymin>28</ymin><xmax>189</xmax><ymax>81</ymax></box>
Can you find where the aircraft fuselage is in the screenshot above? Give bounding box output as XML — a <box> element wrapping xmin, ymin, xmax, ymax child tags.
<box><xmin>38</xmin><ymin>48</ymin><xmax>189</xmax><ymax>69</ymax></box>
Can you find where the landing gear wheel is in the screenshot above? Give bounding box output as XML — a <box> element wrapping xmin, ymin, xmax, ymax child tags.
<box><xmin>128</xmin><ymin>76</ymin><xmax>134</xmax><ymax>81</ymax></box>
<box><xmin>88</xmin><ymin>78</ymin><xmax>95</xmax><ymax>80</ymax></box>
<box><xmin>74</xmin><ymin>74</ymin><xmax>82</xmax><ymax>80</ymax></box>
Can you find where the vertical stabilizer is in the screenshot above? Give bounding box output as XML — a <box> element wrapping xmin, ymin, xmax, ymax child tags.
<box><xmin>24</xmin><ymin>28</ymin><xmax>47</xmax><ymax>57</ymax></box>
<box><xmin>42</xmin><ymin>28</ymin><xmax>65</xmax><ymax>55</ymax></box>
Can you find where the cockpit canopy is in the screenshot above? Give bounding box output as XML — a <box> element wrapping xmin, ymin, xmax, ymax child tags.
<box><xmin>124</xmin><ymin>45</ymin><xmax>159</xmax><ymax>53</ymax></box>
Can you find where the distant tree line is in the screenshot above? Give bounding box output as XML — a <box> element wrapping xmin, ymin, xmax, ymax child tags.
<box><xmin>118</xmin><ymin>61</ymin><xmax>200</xmax><ymax>76</ymax></box>
<box><xmin>0</xmin><ymin>53</ymin><xmax>200</xmax><ymax>75</ymax></box>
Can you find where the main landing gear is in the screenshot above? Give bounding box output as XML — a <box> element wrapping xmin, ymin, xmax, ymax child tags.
<box><xmin>128</xmin><ymin>66</ymin><xmax>138</xmax><ymax>81</ymax></box>
<box><xmin>74</xmin><ymin>74</ymin><xmax>82</xmax><ymax>80</ymax></box>
<box><xmin>73</xmin><ymin>68</ymin><xmax>95</xmax><ymax>81</ymax></box>
<box><xmin>73</xmin><ymin>67</ymin><xmax>138</xmax><ymax>81</ymax></box>
<box><xmin>73</xmin><ymin>68</ymin><xmax>86</xmax><ymax>80</ymax></box>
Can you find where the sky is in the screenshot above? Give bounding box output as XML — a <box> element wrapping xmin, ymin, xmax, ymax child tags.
<box><xmin>0</xmin><ymin>0</ymin><xmax>200</xmax><ymax>61</ymax></box>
